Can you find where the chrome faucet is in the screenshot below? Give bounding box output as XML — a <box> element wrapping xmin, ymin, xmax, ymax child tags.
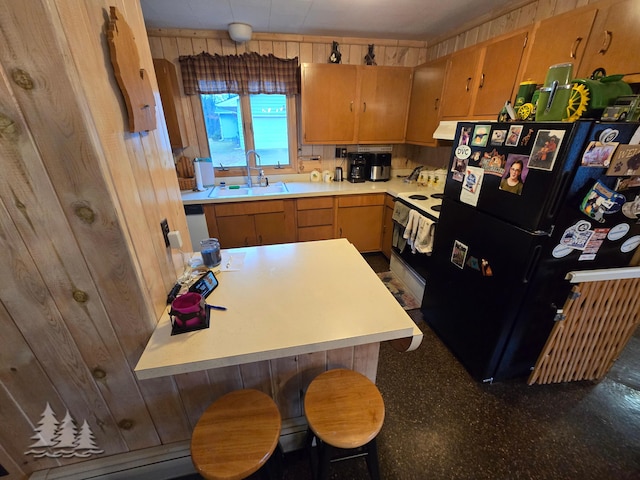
<box><xmin>245</xmin><ymin>150</ymin><xmax>264</xmax><ymax>187</ymax></box>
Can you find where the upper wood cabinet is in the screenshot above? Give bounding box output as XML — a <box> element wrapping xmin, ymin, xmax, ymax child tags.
<box><xmin>300</xmin><ymin>64</ymin><xmax>412</xmax><ymax>144</ymax></box>
<box><xmin>578</xmin><ymin>0</ymin><xmax>640</xmax><ymax>83</ymax></box>
<box><xmin>520</xmin><ymin>7</ymin><xmax>598</xmax><ymax>86</ymax></box>
<box><xmin>405</xmin><ymin>57</ymin><xmax>448</xmax><ymax>146</ymax></box>
<box><xmin>357</xmin><ymin>66</ymin><xmax>413</xmax><ymax>143</ymax></box>
<box><xmin>440</xmin><ymin>30</ymin><xmax>529</xmax><ymax>120</ymax></box>
<box><xmin>440</xmin><ymin>48</ymin><xmax>480</xmax><ymax>119</ymax></box>
<box><xmin>153</xmin><ymin>58</ymin><xmax>187</xmax><ymax>150</ymax></box>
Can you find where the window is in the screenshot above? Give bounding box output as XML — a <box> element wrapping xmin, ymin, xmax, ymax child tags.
<box><xmin>201</xmin><ymin>93</ymin><xmax>294</xmax><ymax>172</ymax></box>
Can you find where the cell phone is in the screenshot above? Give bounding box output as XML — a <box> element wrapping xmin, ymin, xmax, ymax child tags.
<box><xmin>188</xmin><ymin>271</ymin><xmax>218</xmax><ymax>299</ymax></box>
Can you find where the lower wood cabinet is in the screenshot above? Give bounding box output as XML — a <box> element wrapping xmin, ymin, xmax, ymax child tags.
<box><xmin>336</xmin><ymin>194</ymin><xmax>385</xmax><ymax>253</ymax></box>
<box><xmin>296</xmin><ymin>196</ymin><xmax>335</xmax><ymax>242</ymax></box>
<box><xmin>208</xmin><ymin>199</ymin><xmax>296</xmax><ymax>248</ymax></box>
<box><xmin>381</xmin><ymin>194</ymin><xmax>395</xmax><ymax>259</ymax></box>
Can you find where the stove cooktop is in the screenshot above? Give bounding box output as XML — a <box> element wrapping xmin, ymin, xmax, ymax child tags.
<box><xmin>397</xmin><ymin>190</ymin><xmax>444</xmax><ymax>219</ymax></box>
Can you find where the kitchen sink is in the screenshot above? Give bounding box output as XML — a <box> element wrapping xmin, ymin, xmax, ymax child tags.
<box><xmin>208</xmin><ymin>182</ymin><xmax>288</xmax><ymax>198</ymax></box>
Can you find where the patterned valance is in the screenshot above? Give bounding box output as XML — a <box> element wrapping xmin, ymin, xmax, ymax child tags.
<box><xmin>178</xmin><ymin>52</ymin><xmax>299</xmax><ymax>95</ymax></box>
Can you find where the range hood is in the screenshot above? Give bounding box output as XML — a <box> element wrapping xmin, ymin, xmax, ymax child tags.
<box><xmin>433</xmin><ymin>120</ymin><xmax>496</xmax><ymax>141</ymax></box>
<box><xmin>432</xmin><ymin>121</ymin><xmax>459</xmax><ymax>140</ymax></box>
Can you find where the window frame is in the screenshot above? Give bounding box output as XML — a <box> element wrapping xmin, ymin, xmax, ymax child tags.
<box><xmin>199</xmin><ymin>93</ymin><xmax>299</xmax><ymax>178</ymax></box>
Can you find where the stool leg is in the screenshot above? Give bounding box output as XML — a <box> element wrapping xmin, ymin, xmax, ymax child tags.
<box><xmin>317</xmin><ymin>439</ymin><xmax>333</xmax><ymax>480</ymax></box>
<box><xmin>365</xmin><ymin>439</ymin><xmax>381</xmax><ymax>480</ymax></box>
<box><xmin>305</xmin><ymin>428</ymin><xmax>318</xmax><ymax>479</ymax></box>
<box><xmin>262</xmin><ymin>442</ymin><xmax>284</xmax><ymax>480</ymax></box>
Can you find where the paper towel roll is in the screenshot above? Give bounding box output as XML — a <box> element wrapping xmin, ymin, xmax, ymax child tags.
<box><xmin>193</xmin><ymin>160</ymin><xmax>204</xmax><ymax>191</ymax></box>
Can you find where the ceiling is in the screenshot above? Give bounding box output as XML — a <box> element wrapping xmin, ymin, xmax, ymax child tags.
<box><xmin>140</xmin><ymin>0</ymin><xmax>523</xmax><ymax>43</ymax></box>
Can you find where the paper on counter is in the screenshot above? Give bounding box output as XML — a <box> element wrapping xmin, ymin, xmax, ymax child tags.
<box><xmin>219</xmin><ymin>251</ymin><xmax>246</xmax><ymax>272</ymax></box>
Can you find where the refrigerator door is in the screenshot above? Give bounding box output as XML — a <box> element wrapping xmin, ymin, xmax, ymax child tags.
<box><xmin>445</xmin><ymin>121</ymin><xmax>593</xmax><ymax>233</ymax></box>
<box><xmin>421</xmin><ymin>198</ymin><xmax>555</xmax><ymax>382</ymax></box>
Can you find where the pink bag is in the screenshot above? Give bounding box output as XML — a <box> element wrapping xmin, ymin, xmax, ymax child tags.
<box><xmin>170</xmin><ymin>292</ymin><xmax>206</xmax><ymax>329</ymax></box>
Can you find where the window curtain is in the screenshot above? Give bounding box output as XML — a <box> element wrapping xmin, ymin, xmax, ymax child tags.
<box><xmin>178</xmin><ymin>52</ymin><xmax>299</xmax><ymax>95</ymax></box>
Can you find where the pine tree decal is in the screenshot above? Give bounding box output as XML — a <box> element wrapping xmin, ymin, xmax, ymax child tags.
<box><xmin>25</xmin><ymin>404</ymin><xmax>103</xmax><ymax>458</ymax></box>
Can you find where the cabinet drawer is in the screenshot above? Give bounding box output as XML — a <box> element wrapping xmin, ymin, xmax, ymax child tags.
<box><xmin>384</xmin><ymin>193</ymin><xmax>395</xmax><ymax>209</ymax></box>
<box><xmin>297</xmin><ymin>197</ymin><xmax>334</xmax><ymax>210</ymax></box>
<box><xmin>215</xmin><ymin>200</ymin><xmax>285</xmax><ymax>217</ymax></box>
<box><xmin>298</xmin><ymin>208</ymin><xmax>333</xmax><ymax>227</ymax></box>
<box><xmin>298</xmin><ymin>225</ymin><xmax>334</xmax><ymax>242</ymax></box>
<box><xmin>338</xmin><ymin>194</ymin><xmax>385</xmax><ymax>208</ymax></box>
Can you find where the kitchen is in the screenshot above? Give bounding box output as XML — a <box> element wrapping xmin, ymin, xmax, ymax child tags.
<box><xmin>1</xmin><ymin>1</ymin><xmax>639</xmax><ymax>480</ymax></box>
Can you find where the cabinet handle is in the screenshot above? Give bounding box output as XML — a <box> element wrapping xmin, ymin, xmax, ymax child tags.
<box><xmin>350</xmin><ymin>101</ymin><xmax>353</xmax><ymax>112</ymax></box>
<box><xmin>599</xmin><ymin>30</ymin><xmax>612</xmax><ymax>55</ymax></box>
<box><xmin>570</xmin><ymin>36</ymin><xmax>583</xmax><ymax>59</ymax></box>
<box><xmin>245</xmin><ymin>237</ymin><xmax>249</xmax><ymax>246</ymax></box>
<box><xmin>479</xmin><ymin>73</ymin><xmax>485</xmax><ymax>89</ymax></box>
<box><xmin>363</xmin><ymin>102</ymin><xmax>367</xmax><ymax>112</ymax></box>
<box><xmin>434</xmin><ymin>98</ymin><xmax>440</xmax><ymax>110</ymax></box>
<box><xmin>339</xmin><ymin>227</ymin><xmax>343</xmax><ymax>237</ymax></box>
<box><xmin>259</xmin><ymin>234</ymin><xmax>263</xmax><ymax>245</ymax></box>
<box><xmin>465</xmin><ymin>77</ymin><xmax>472</xmax><ymax>92</ymax></box>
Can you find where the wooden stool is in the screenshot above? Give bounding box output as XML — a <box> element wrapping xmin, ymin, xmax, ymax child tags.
<box><xmin>304</xmin><ymin>369</ymin><xmax>385</xmax><ymax>480</ymax></box>
<box><xmin>191</xmin><ymin>389</ymin><xmax>282</xmax><ymax>480</ymax></box>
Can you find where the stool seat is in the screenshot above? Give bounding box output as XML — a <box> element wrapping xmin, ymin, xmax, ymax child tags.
<box><xmin>191</xmin><ymin>389</ymin><xmax>281</xmax><ymax>480</ymax></box>
<box><xmin>305</xmin><ymin>369</ymin><xmax>385</xmax><ymax>449</ymax></box>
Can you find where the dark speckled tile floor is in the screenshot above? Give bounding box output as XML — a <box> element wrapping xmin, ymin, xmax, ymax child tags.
<box><xmin>177</xmin><ymin>254</ymin><xmax>640</xmax><ymax>480</ymax></box>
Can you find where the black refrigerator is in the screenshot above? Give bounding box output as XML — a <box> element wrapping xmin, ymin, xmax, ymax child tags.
<box><xmin>421</xmin><ymin>120</ymin><xmax>640</xmax><ymax>382</ymax></box>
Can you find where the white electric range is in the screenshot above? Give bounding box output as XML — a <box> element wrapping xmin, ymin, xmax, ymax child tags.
<box><xmin>395</xmin><ymin>190</ymin><xmax>444</xmax><ymax>220</ymax></box>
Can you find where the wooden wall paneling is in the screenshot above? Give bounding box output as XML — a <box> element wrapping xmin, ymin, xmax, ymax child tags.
<box><xmin>221</xmin><ymin>38</ymin><xmax>238</xmax><ymax>55</ymax></box>
<box><xmin>534</xmin><ymin>0</ymin><xmax>559</xmax><ymax>20</ymax></box>
<box><xmin>353</xmin><ymin>343</ymin><xmax>380</xmax><ymax>383</ymax></box>
<box><xmin>206</xmin><ymin>38</ymin><xmax>224</xmax><ymax>55</ymax></box>
<box><xmin>0</xmin><ymin>1</ymin><xmax>159</xmax><ymax>454</ymax></box>
<box><xmin>148</xmin><ymin>35</ymin><xmax>164</xmax><ymax>57</ymax></box>
<box><xmin>516</xmin><ymin>3</ymin><xmax>540</xmax><ymax>28</ymax></box>
<box><xmin>273</xmin><ymin>41</ymin><xmax>287</xmax><ymax>58</ymax></box>
<box><xmin>312</xmin><ymin>43</ymin><xmax>327</xmax><ymax>63</ymax></box>
<box><xmin>137</xmin><ymin>377</ymin><xmax>192</xmax><ymax>443</ymax></box>
<box><xmin>206</xmin><ymin>365</ymin><xmax>244</xmax><ymax>399</ymax></box>
<box><xmin>240</xmin><ymin>361</ymin><xmax>273</xmax><ymax>394</ymax></box>
<box><xmin>286</xmin><ymin>41</ymin><xmax>300</xmax><ymax>60</ymax></box>
<box><xmin>0</xmin><ymin>304</ymin><xmax>68</xmax><ymax>472</ymax></box>
<box><xmin>0</xmin><ymin>443</ymin><xmax>24</xmax><ymax>480</ymax></box>
<box><xmin>299</xmin><ymin>42</ymin><xmax>313</xmax><ymax>63</ymax></box>
<box><xmin>259</xmin><ymin>40</ymin><xmax>275</xmax><ymax>55</ymax></box>
<box><xmin>326</xmin><ymin>346</ymin><xmax>355</xmax><ymax>371</ymax></box>
<box><xmin>271</xmin><ymin>356</ymin><xmax>302</xmax><ymax>420</ymax></box>
<box><xmin>297</xmin><ymin>351</ymin><xmax>327</xmax><ymax>395</ymax></box>
<box><xmin>173</xmin><ymin>371</ymin><xmax>214</xmax><ymax>428</ymax></box>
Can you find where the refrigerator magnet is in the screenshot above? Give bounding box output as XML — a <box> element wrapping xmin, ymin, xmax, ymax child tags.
<box><xmin>499</xmin><ymin>154</ymin><xmax>529</xmax><ymax>195</ymax></box>
<box><xmin>451</xmin><ymin>240</ymin><xmax>468</xmax><ymax>269</ymax></box>
<box><xmin>481</xmin><ymin>259</ymin><xmax>493</xmax><ymax>277</ymax></box>
<box><xmin>466</xmin><ymin>255</ymin><xmax>480</xmax><ymax>271</ymax></box>
<box><xmin>461</xmin><ymin>166</ymin><xmax>484</xmax><ymax>206</ymax></box>
<box><xmin>581</xmin><ymin>141</ymin><xmax>619</xmax><ymax>167</ymax></box>
<box><xmin>560</xmin><ymin>220</ymin><xmax>594</xmax><ymax>251</ymax></box>
<box><xmin>471</xmin><ymin>125</ymin><xmax>490</xmax><ymax>147</ymax></box>
<box><xmin>480</xmin><ymin>149</ymin><xmax>506</xmax><ymax>177</ymax></box>
<box><xmin>606</xmin><ymin>144</ymin><xmax>640</xmax><ymax>176</ymax></box>
<box><xmin>490</xmin><ymin>129</ymin><xmax>506</xmax><ymax>146</ymax></box>
<box><xmin>528</xmin><ymin>129</ymin><xmax>565</xmax><ymax>171</ymax></box>
<box><xmin>580</xmin><ymin>181</ymin><xmax>625</xmax><ymax>223</ymax></box>
<box><xmin>505</xmin><ymin>125</ymin><xmax>523</xmax><ymax>146</ymax></box>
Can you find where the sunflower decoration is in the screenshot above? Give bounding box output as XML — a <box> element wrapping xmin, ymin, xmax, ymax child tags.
<box><xmin>565</xmin><ymin>83</ymin><xmax>590</xmax><ymax>122</ymax></box>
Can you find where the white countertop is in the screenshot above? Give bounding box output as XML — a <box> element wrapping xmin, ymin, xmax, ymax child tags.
<box><xmin>134</xmin><ymin>239</ymin><xmax>420</xmax><ymax>380</ymax></box>
<box><xmin>181</xmin><ymin>176</ymin><xmax>444</xmax><ymax>205</ymax></box>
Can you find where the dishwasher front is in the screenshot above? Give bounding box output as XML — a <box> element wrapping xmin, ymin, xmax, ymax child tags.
<box><xmin>184</xmin><ymin>204</ymin><xmax>209</xmax><ymax>252</ymax></box>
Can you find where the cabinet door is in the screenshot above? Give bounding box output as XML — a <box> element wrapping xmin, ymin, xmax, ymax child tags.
<box><xmin>405</xmin><ymin>58</ymin><xmax>447</xmax><ymax>145</ymax></box>
<box><xmin>578</xmin><ymin>0</ymin><xmax>640</xmax><ymax>83</ymax></box>
<box><xmin>521</xmin><ymin>8</ymin><xmax>598</xmax><ymax>86</ymax></box>
<box><xmin>381</xmin><ymin>197</ymin><xmax>395</xmax><ymax>259</ymax></box>
<box><xmin>358</xmin><ymin>67</ymin><xmax>412</xmax><ymax>143</ymax></box>
<box><xmin>440</xmin><ymin>48</ymin><xmax>480</xmax><ymax>118</ymax></box>
<box><xmin>216</xmin><ymin>215</ymin><xmax>256</xmax><ymax>247</ymax></box>
<box><xmin>153</xmin><ymin>58</ymin><xmax>187</xmax><ymax>149</ymax></box>
<box><xmin>337</xmin><ymin>205</ymin><xmax>384</xmax><ymax>253</ymax></box>
<box><xmin>472</xmin><ymin>32</ymin><xmax>529</xmax><ymax>117</ymax></box>
<box><xmin>300</xmin><ymin>63</ymin><xmax>358</xmax><ymax>144</ymax></box>
<box><xmin>254</xmin><ymin>212</ymin><xmax>290</xmax><ymax>245</ymax></box>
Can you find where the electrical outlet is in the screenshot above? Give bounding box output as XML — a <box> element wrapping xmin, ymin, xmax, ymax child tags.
<box><xmin>160</xmin><ymin>219</ymin><xmax>170</xmax><ymax>247</ymax></box>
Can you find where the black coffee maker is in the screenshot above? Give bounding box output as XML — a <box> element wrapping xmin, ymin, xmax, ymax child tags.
<box><xmin>347</xmin><ymin>153</ymin><xmax>370</xmax><ymax>183</ymax></box>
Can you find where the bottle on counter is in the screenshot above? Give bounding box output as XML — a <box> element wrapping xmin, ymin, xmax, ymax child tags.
<box><xmin>200</xmin><ymin>238</ymin><xmax>221</xmax><ymax>268</ymax></box>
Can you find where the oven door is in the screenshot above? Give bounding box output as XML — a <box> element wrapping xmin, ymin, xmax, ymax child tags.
<box><xmin>392</xmin><ymin>198</ymin><xmax>436</xmax><ymax>281</ymax></box>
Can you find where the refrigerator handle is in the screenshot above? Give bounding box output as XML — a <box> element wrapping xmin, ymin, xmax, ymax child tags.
<box><xmin>547</xmin><ymin>170</ymin><xmax>571</xmax><ymax>220</ymax></box>
<box><xmin>523</xmin><ymin>245</ymin><xmax>542</xmax><ymax>283</ymax></box>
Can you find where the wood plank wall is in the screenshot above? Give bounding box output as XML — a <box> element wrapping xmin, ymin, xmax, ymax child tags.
<box><xmin>0</xmin><ymin>1</ymin><xmax>599</xmax><ymax>478</ymax></box>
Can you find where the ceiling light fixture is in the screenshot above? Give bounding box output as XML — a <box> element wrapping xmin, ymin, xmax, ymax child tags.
<box><xmin>228</xmin><ymin>22</ymin><xmax>252</xmax><ymax>43</ymax></box>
